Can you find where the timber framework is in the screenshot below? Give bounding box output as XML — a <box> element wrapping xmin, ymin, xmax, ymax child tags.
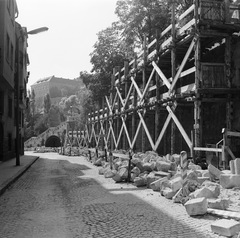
<box><xmin>83</xmin><ymin>0</ymin><xmax>240</xmax><ymax>168</ymax></box>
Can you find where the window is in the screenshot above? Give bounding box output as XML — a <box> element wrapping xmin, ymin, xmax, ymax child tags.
<box><xmin>8</xmin><ymin>133</ymin><xmax>12</xmax><ymax>151</ymax></box>
<box><xmin>8</xmin><ymin>97</ymin><xmax>12</xmax><ymax>118</ymax></box>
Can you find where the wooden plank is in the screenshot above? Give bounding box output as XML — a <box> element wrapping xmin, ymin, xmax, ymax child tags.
<box><xmin>130</xmin><ymin>76</ymin><xmax>143</xmax><ymax>99</ymax></box>
<box><xmin>178</xmin><ymin>18</ymin><xmax>195</xmax><ymax>35</ymax></box>
<box><xmin>140</xmin><ymin>68</ymin><xmax>155</xmax><ymax>102</ymax></box>
<box><xmin>227</xmin><ymin>131</ymin><xmax>240</xmax><ymax>137</ymax></box>
<box><xmin>160</xmin><ymin>24</ymin><xmax>172</xmax><ymax>38</ymax></box>
<box><xmin>116</xmin><ymin>87</ymin><xmax>125</xmax><ymax>107</ymax></box>
<box><xmin>178</xmin><ymin>5</ymin><xmax>194</xmax><ymax>21</ymax></box>
<box><xmin>154</xmin><ymin>113</ymin><xmax>172</xmax><ymax>151</ymax></box>
<box><xmin>148</xmin><ymin>38</ymin><xmax>157</xmax><ymax>49</ymax></box>
<box><xmin>152</xmin><ymin>61</ymin><xmax>171</xmax><ymax>89</ymax></box>
<box><xmin>167</xmin><ymin>105</ymin><xmax>193</xmax><ymax>149</ymax></box>
<box><xmin>116</xmin><ymin>123</ymin><xmax>124</xmax><ymax>148</ymax></box>
<box><xmin>194</xmin><ymin>147</ymin><xmax>222</xmax><ymax>152</ymax></box>
<box><xmin>207</xmin><ymin>208</ymin><xmax>240</xmax><ymax>220</ymax></box>
<box><xmin>108</xmin><ymin>120</ymin><xmax>117</xmax><ymax>148</ymax></box>
<box><xmin>123</xmin><ymin>82</ymin><xmax>134</xmax><ymax>110</ymax></box>
<box><xmin>112</xmin><ymin>152</ymin><xmax>129</xmax><ymax>159</ymax></box>
<box><xmin>131</xmin><ymin>119</ymin><xmax>142</xmax><ymax>149</ymax></box>
<box><xmin>138</xmin><ymin>112</ymin><xmax>155</xmax><ymax>150</ymax></box>
<box><xmin>121</xmin><ymin>116</ymin><xmax>132</xmax><ymax>148</ymax></box>
<box><xmin>105</xmin><ymin>96</ymin><xmax>113</xmax><ymax>114</ymax></box>
<box><xmin>169</xmin><ymin>38</ymin><xmax>196</xmax><ymax>94</ymax></box>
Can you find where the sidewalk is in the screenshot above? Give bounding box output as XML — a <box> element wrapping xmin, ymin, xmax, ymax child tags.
<box><xmin>0</xmin><ymin>152</ymin><xmax>39</xmax><ymax>196</ymax></box>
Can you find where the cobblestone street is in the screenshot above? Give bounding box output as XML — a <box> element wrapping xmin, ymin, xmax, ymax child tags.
<box><xmin>0</xmin><ymin>153</ymin><xmax>226</xmax><ymax>238</ymax></box>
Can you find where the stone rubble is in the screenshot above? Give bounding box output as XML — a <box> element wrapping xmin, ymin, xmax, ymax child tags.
<box><xmin>88</xmin><ymin>150</ymin><xmax>240</xmax><ymax>237</ymax></box>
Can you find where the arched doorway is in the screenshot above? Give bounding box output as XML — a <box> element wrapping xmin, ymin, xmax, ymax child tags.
<box><xmin>45</xmin><ymin>135</ymin><xmax>61</xmax><ymax>148</ymax></box>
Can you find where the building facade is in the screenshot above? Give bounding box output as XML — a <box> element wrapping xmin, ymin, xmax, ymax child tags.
<box><xmin>0</xmin><ymin>0</ymin><xmax>29</xmax><ymax>161</ymax></box>
<box><xmin>31</xmin><ymin>76</ymin><xmax>83</xmax><ymax>108</ymax></box>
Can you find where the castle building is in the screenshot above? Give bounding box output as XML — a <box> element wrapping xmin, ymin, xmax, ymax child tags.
<box><xmin>31</xmin><ymin>76</ymin><xmax>83</xmax><ymax>108</ymax></box>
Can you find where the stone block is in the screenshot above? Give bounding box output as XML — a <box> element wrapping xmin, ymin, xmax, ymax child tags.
<box><xmin>118</xmin><ymin>167</ymin><xmax>128</xmax><ymax>180</ymax></box>
<box><xmin>98</xmin><ymin>167</ymin><xmax>107</xmax><ymax>175</ymax></box>
<box><xmin>208</xmin><ymin>198</ymin><xmax>229</xmax><ymax>210</ymax></box>
<box><xmin>162</xmin><ymin>187</ymin><xmax>176</xmax><ymax>199</ymax></box>
<box><xmin>235</xmin><ymin>158</ymin><xmax>240</xmax><ymax>175</ymax></box>
<box><xmin>197</xmin><ymin>177</ymin><xmax>210</xmax><ymax>185</ymax></box>
<box><xmin>208</xmin><ymin>164</ymin><xmax>223</xmax><ymax>180</ymax></box>
<box><xmin>142</xmin><ymin>162</ymin><xmax>153</xmax><ymax>172</ymax></box>
<box><xmin>146</xmin><ymin>172</ymin><xmax>158</xmax><ymax>188</ymax></box>
<box><xmin>150</xmin><ymin>177</ymin><xmax>168</xmax><ymax>191</ymax></box>
<box><xmin>156</xmin><ymin>161</ymin><xmax>171</xmax><ymax>172</ymax></box>
<box><xmin>169</xmin><ymin>176</ymin><xmax>183</xmax><ymax>192</ymax></box>
<box><xmin>135</xmin><ymin>161</ymin><xmax>144</xmax><ymax>173</ymax></box>
<box><xmin>154</xmin><ymin>171</ymin><xmax>171</xmax><ymax>179</ymax></box>
<box><xmin>187</xmin><ymin>170</ymin><xmax>198</xmax><ymax>181</ymax></box>
<box><xmin>203</xmin><ymin>181</ymin><xmax>220</xmax><ymax>197</ymax></box>
<box><xmin>104</xmin><ymin>169</ymin><xmax>116</xmax><ymax>178</ymax></box>
<box><xmin>188</xmin><ymin>163</ymin><xmax>202</xmax><ymax>171</ymax></box>
<box><xmin>230</xmin><ymin>160</ymin><xmax>236</xmax><ymax>174</ymax></box>
<box><xmin>211</xmin><ymin>219</ymin><xmax>240</xmax><ymax>237</ymax></box>
<box><xmin>191</xmin><ymin>182</ymin><xmax>220</xmax><ymax>199</ymax></box>
<box><xmin>184</xmin><ymin>197</ymin><xmax>208</xmax><ymax>216</ymax></box>
<box><xmin>220</xmin><ymin>174</ymin><xmax>240</xmax><ymax>189</ymax></box>
<box><xmin>112</xmin><ymin>173</ymin><xmax>122</xmax><ymax>182</ymax></box>
<box><xmin>134</xmin><ymin>177</ymin><xmax>147</xmax><ymax>187</ymax></box>
<box><xmin>131</xmin><ymin>167</ymin><xmax>141</xmax><ymax>176</ymax></box>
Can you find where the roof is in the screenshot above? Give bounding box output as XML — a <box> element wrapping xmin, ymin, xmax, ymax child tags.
<box><xmin>33</xmin><ymin>76</ymin><xmax>54</xmax><ymax>84</ymax></box>
<box><xmin>32</xmin><ymin>76</ymin><xmax>80</xmax><ymax>85</ymax></box>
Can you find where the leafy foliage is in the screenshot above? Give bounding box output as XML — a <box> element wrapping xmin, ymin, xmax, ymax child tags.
<box><xmin>115</xmin><ymin>0</ymin><xmax>170</xmax><ymax>49</ymax></box>
<box><xmin>44</xmin><ymin>93</ymin><xmax>51</xmax><ymax>114</ymax></box>
<box><xmin>48</xmin><ymin>105</ymin><xmax>61</xmax><ymax>127</ymax></box>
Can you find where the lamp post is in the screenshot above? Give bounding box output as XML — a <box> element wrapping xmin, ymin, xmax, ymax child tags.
<box><xmin>15</xmin><ymin>26</ymin><xmax>48</xmax><ymax>166</ymax></box>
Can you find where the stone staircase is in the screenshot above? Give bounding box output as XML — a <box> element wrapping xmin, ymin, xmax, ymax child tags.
<box><xmin>24</xmin><ymin>122</ymin><xmax>67</xmax><ymax>148</ymax></box>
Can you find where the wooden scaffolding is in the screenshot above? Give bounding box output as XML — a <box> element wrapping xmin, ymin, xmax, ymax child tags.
<box><xmin>85</xmin><ymin>0</ymin><xmax>240</xmax><ymax>168</ymax></box>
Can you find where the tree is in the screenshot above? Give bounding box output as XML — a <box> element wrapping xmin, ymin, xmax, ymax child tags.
<box><xmin>34</xmin><ymin>113</ymin><xmax>48</xmax><ymax>135</ymax></box>
<box><xmin>48</xmin><ymin>105</ymin><xmax>61</xmax><ymax>127</ymax></box>
<box><xmin>89</xmin><ymin>24</ymin><xmax>128</xmax><ymax>103</ymax></box>
<box><xmin>115</xmin><ymin>0</ymin><xmax>170</xmax><ymax>49</ymax></box>
<box><xmin>44</xmin><ymin>93</ymin><xmax>51</xmax><ymax>114</ymax></box>
<box><xmin>90</xmin><ymin>25</ymin><xmax>126</xmax><ymax>74</ymax></box>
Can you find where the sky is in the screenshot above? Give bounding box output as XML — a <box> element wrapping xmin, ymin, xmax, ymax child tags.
<box><xmin>16</xmin><ymin>0</ymin><xmax>119</xmax><ymax>88</ymax></box>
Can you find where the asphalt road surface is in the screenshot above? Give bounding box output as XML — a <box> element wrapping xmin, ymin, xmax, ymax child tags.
<box><xmin>0</xmin><ymin>153</ymin><xmax>224</xmax><ymax>238</ymax></box>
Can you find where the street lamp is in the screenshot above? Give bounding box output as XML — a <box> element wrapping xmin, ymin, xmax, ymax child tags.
<box><xmin>15</xmin><ymin>26</ymin><xmax>48</xmax><ymax>166</ymax></box>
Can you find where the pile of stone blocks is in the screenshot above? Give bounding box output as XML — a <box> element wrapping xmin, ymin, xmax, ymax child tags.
<box><xmin>220</xmin><ymin>158</ymin><xmax>240</xmax><ymax>189</ymax></box>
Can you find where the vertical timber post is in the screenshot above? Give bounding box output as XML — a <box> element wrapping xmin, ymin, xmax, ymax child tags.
<box><xmin>225</xmin><ymin>35</ymin><xmax>232</xmax><ymax>169</ymax></box>
<box><xmin>171</xmin><ymin>0</ymin><xmax>176</xmax><ymax>154</ymax></box>
<box><xmin>132</xmin><ymin>55</ymin><xmax>137</xmax><ymax>151</ymax></box>
<box><xmin>111</xmin><ymin>68</ymin><xmax>116</xmax><ymax>152</ymax></box>
<box><xmin>116</xmin><ymin>66</ymin><xmax>121</xmax><ymax>150</ymax></box>
<box><xmin>194</xmin><ymin>9</ymin><xmax>201</xmax><ymax>157</ymax></box>
<box><xmin>155</xmin><ymin>30</ymin><xmax>160</xmax><ymax>153</ymax></box>
<box><xmin>142</xmin><ymin>35</ymin><xmax>147</xmax><ymax>152</ymax></box>
<box><xmin>123</xmin><ymin>61</ymin><xmax>129</xmax><ymax>150</ymax></box>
